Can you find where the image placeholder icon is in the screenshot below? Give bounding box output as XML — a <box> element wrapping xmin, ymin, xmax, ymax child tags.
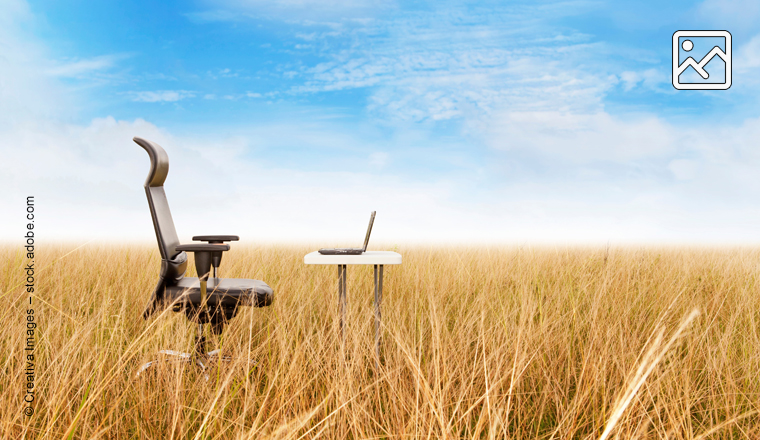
<box><xmin>672</xmin><ymin>30</ymin><xmax>731</xmax><ymax>90</ymax></box>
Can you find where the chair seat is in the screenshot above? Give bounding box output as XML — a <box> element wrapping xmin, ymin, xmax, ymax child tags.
<box><xmin>166</xmin><ymin>277</ymin><xmax>273</xmax><ymax>308</ymax></box>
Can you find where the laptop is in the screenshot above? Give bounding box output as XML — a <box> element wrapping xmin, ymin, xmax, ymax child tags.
<box><xmin>319</xmin><ymin>211</ymin><xmax>376</xmax><ymax>255</ymax></box>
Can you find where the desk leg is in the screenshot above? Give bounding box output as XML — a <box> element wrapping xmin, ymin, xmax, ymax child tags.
<box><xmin>374</xmin><ymin>264</ymin><xmax>384</xmax><ymax>367</ymax></box>
<box><xmin>339</xmin><ymin>264</ymin><xmax>347</xmax><ymax>341</ymax></box>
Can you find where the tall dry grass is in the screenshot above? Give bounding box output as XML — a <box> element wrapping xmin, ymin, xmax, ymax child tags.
<box><xmin>1</xmin><ymin>244</ymin><xmax>759</xmax><ymax>438</ymax></box>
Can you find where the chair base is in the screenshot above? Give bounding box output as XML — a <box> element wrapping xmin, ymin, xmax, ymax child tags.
<box><xmin>135</xmin><ymin>349</ymin><xmax>254</xmax><ymax>380</ymax></box>
<box><xmin>136</xmin><ymin>315</ymin><xmax>255</xmax><ymax>379</ymax></box>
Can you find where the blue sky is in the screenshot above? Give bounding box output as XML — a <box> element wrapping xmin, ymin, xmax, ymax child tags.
<box><xmin>3</xmin><ymin>0</ymin><xmax>760</xmax><ymax>244</ymax></box>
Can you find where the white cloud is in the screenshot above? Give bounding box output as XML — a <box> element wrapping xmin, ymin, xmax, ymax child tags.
<box><xmin>0</xmin><ymin>115</ymin><xmax>481</xmax><ymax>243</ymax></box>
<box><xmin>485</xmin><ymin>108</ymin><xmax>760</xmax><ymax>208</ymax></box>
<box><xmin>5</xmin><ymin>109</ymin><xmax>760</xmax><ymax>245</ymax></box>
<box><xmin>619</xmin><ymin>68</ymin><xmax>664</xmax><ymax>91</ymax></box>
<box><xmin>45</xmin><ymin>54</ymin><xmax>123</xmax><ymax>77</ymax></box>
<box><xmin>668</xmin><ymin>159</ymin><xmax>699</xmax><ymax>181</ymax></box>
<box><xmin>487</xmin><ymin>111</ymin><xmax>676</xmax><ymax>162</ymax></box>
<box><xmin>10</xmin><ymin>114</ymin><xmax>760</xmax><ymax>246</ymax></box>
<box><xmin>698</xmin><ymin>0</ymin><xmax>760</xmax><ymax>32</ymax></box>
<box><xmin>127</xmin><ymin>90</ymin><xmax>196</xmax><ymax>102</ymax></box>
<box><xmin>369</xmin><ymin>151</ymin><xmax>388</xmax><ymax>168</ymax></box>
<box><xmin>735</xmin><ymin>34</ymin><xmax>760</xmax><ymax>71</ymax></box>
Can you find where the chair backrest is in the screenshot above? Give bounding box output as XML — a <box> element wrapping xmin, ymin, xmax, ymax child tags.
<box><xmin>134</xmin><ymin>137</ymin><xmax>187</xmax><ymax>284</ymax></box>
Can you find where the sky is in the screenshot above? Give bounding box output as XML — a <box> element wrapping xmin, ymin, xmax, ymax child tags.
<box><xmin>3</xmin><ymin>0</ymin><xmax>760</xmax><ymax>245</ymax></box>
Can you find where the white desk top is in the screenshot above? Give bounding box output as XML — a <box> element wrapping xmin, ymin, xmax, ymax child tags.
<box><xmin>304</xmin><ymin>251</ymin><xmax>402</xmax><ymax>265</ymax></box>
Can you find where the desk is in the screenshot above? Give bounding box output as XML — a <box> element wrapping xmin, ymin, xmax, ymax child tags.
<box><xmin>304</xmin><ymin>251</ymin><xmax>402</xmax><ymax>361</ymax></box>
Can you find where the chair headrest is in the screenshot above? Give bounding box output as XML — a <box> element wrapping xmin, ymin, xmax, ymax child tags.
<box><xmin>133</xmin><ymin>137</ymin><xmax>170</xmax><ymax>188</ymax></box>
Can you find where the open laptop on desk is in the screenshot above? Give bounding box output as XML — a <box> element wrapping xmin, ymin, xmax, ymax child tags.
<box><xmin>319</xmin><ymin>211</ymin><xmax>376</xmax><ymax>255</ymax></box>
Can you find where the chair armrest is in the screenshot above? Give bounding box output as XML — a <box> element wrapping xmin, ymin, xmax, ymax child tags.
<box><xmin>176</xmin><ymin>243</ymin><xmax>230</xmax><ymax>252</ymax></box>
<box><xmin>192</xmin><ymin>235</ymin><xmax>239</xmax><ymax>242</ymax></box>
<box><xmin>175</xmin><ymin>243</ymin><xmax>229</xmax><ymax>281</ymax></box>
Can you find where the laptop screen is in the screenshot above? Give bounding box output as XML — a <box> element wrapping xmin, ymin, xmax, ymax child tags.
<box><xmin>362</xmin><ymin>211</ymin><xmax>376</xmax><ymax>251</ymax></box>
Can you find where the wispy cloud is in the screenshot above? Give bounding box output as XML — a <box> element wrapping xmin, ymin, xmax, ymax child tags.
<box><xmin>126</xmin><ymin>90</ymin><xmax>196</xmax><ymax>102</ymax></box>
<box><xmin>283</xmin><ymin>7</ymin><xmax>614</xmax><ymax>122</ymax></box>
<box><xmin>199</xmin><ymin>91</ymin><xmax>266</xmax><ymax>100</ymax></box>
<box><xmin>45</xmin><ymin>54</ymin><xmax>126</xmax><ymax>77</ymax></box>
<box><xmin>619</xmin><ymin>68</ymin><xmax>664</xmax><ymax>91</ymax></box>
<box><xmin>206</xmin><ymin>67</ymin><xmax>241</xmax><ymax>79</ymax></box>
<box><xmin>191</xmin><ymin>0</ymin><xmax>397</xmax><ymax>22</ymax></box>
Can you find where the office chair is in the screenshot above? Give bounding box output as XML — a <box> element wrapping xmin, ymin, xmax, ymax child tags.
<box><xmin>133</xmin><ymin>136</ymin><xmax>273</xmax><ymax>375</ymax></box>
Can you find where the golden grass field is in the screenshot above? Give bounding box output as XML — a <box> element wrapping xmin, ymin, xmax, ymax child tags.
<box><xmin>2</xmin><ymin>244</ymin><xmax>760</xmax><ymax>439</ymax></box>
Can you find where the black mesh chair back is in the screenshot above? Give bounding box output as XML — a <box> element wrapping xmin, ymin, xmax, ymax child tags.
<box><xmin>134</xmin><ymin>137</ymin><xmax>189</xmax><ymax>314</ymax></box>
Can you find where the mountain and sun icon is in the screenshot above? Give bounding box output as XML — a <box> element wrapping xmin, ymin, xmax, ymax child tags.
<box><xmin>676</xmin><ymin>36</ymin><xmax>728</xmax><ymax>84</ymax></box>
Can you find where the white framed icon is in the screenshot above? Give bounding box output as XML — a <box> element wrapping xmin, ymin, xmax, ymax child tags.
<box><xmin>672</xmin><ymin>30</ymin><xmax>731</xmax><ymax>90</ymax></box>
